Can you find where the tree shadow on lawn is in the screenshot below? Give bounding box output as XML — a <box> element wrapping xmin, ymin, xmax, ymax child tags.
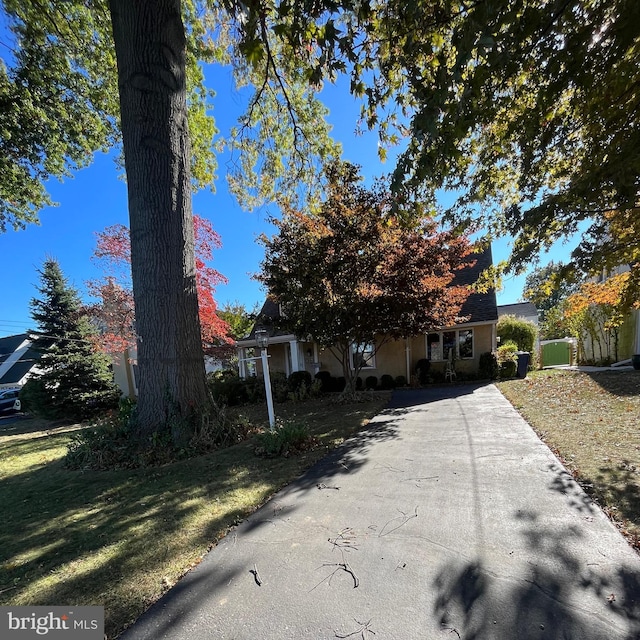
<box><xmin>0</xmin><ymin>397</ymin><xmax>413</xmax><ymax>638</ymax></box>
<box><xmin>432</xmin><ymin>467</ymin><xmax>640</xmax><ymax>640</ymax></box>
<box><xmin>583</xmin><ymin>370</ymin><xmax>640</xmax><ymax>398</ymax></box>
<box><xmin>545</xmin><ymin>456</ymin><xmax>640</xmax><ymax>548</ymax></box>
<box><xmin>0</xmin><ymin>431</ymin><xmax>71</xmax><ymax>462</ymax></box>
<box><xmin>0</xmin><ymin>449</ymin><xmax>267</xmax><ymax>638</ymax></box>
<box><xmin>596</xmin><ymin>463</ymin><xmax>640</xmax><ymax>524</ymax></box>
<box><xmin>591</xmin><ymin>463</ymin><xmax>640</xmax><ymax>548</ymax></box>
<box><xmin>0</xmin><ymin>417</ymin><xmax>82</xmax><ymax>440</ymax></box>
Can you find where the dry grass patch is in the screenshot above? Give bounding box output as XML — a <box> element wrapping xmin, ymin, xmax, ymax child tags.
<box><xmin>0</xmin><ymin>393</ymin><xmax>389</xmax><ymax>639</ymax></box>
<box><xmin>498</xmin><ymin>369</ymin><xmax>640</xmax><ymax>548</ymax></box>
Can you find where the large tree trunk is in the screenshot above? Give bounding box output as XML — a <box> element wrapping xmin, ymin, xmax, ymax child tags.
<box><xmin>109</xmin><ymin>0</ymin><xmax>207</xmax><ymax>441</ymax></box>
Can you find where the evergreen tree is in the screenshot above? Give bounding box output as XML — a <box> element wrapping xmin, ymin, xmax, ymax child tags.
<box><xmin>23</xmin><ymin>259</ymin><xmax>120</xmax><ymax>420</ymax></box>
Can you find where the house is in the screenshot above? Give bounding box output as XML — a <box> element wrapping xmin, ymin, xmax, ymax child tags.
<box><xmin>0</xmin><ymin>333</ymin><xmax>41</xmax><ymax>389</ymax></box>
<box><xmin>236</xmin><ymin>246</ymin><xmax>499</xmax><ymax>382</ymax></box>
<box><xmin>497</xmin><ymin>302</ymin><xmax>539</xmax><ymax>327</ymax></box>
<box><xmin>579</xmin><ymin>265</ymin><xmax>640</xmax><ymax>365</ymax></box>
<box><xmin>112</xmin><ymin>347</ymin><xmax>227</xmax><ymax>398</ymax></box>
<box><xmin>111</xmin><ymin>348</ymin><xmax>139</xmax><ymax>398</ymax></box>
<box><xmin>622</xmin><ymin>310</ymin><xmax>640</xmax><ymax>362</ymax></box>
<box><xmin>497</xmin><ymin>301</ymin><xmax>540</xmax><ymax>354</ymax></box>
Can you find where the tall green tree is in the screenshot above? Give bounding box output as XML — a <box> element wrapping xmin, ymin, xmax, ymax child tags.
<box><xmin>22</xmin><ymin>258</ymin><xmax>120</xmax><ymax>420</ymax></box>
<box><xmin>218</xmin><ymin>301</ymin><xmax>259</xmax><ymax>340</ymax></box>
<box><xmin>246</xmin><ymin>0</ymin><xmax>639</xmax><ymax>298</ymax></box>
<box><xmin>523</xmin><ymin>262</ymin><xmax>580</xmax><ymax>319</ymax></box>
<box><xmin>539</xmin><ymin>302</ymin><xmax>574</xmax><ymax>341</ymax></box>
<box><xmin>1</xmin><ymin>0</ymin><xmax>339</xmax><ymax>441</ymax></box>
<box><xmin>259</xmin><ymin>162</ymin><xmax>473</xmax><ymax>390</ymax></box>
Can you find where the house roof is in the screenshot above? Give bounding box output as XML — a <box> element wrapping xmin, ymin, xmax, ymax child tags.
<box><xmin>0</xmin><ymin>333</ymin><xmax>41</xmax><ymax>386</ymax></box>
<box><xmin>497</xmin><ymin>302</ymin><xmax>538</xmax><ymax>320</ymax></box>
<box><xmin>454</xmin><ymin>245</ymin><xmax>498</xmax><ymax>324</ymax></box>
<box><xmin>236</xmin><ymin>297</ymin><xmax>296</xmax><ymax>346</ymax></box>
<box><xmin>0</xmin><ymin>333</ymin><xmax>28</xmax><ymax>360</ymax></box>
<box><xmin>238</xmin><ymin>245</ymin><xmax>499</xmax><ymax>346</ymax></box>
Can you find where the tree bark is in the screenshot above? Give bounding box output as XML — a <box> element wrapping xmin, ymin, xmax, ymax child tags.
<box><xmin>109</xmin><ymin>0</ymin><xmax>207</xmax><ymax>441</ymax></box>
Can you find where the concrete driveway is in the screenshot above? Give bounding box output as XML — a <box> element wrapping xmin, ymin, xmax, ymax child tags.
<box><xmin>119</xmin><ymin>384</ymin><xmax>640</xmax><ymax>640</ymax></box>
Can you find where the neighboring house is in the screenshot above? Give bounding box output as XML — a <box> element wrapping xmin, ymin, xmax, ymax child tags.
<box><xmin>580</xmin><ymin>264</ymin><xmax>640</xmax><ymax>365</ymax></box>
<box><xmin>497</xmin><ymin>301</ymin><xmax>540</xmax><ymax>354</ymax></box>
<box><xmin>497</xmin><ymin>302</ymin><xmax>539</xmax><ymax>327</ymax></box>
<box><xmin>0</xmin><ymin>333</ymin><xmax>41</xmax><ymax>389</ymax></box>
<box><xmin>112</xmin><ymin>348</ymin><xmax>225</xmax><ymax>398</ymax></box>
<box><xmin>111</xmin><ymin>348</ymin><xmax>139</xmax><ymax>398</ymax></box>
<box><xmin>236</xmin><ymin>246</ymin><xmax>499</xmax><ymax>381</ymax></box>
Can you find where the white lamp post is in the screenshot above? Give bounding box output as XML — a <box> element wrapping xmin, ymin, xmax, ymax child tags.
<box><xmin>255</xmin><ymin>327</ymin><xmax>276</xmax><ymax>431</ymax></box>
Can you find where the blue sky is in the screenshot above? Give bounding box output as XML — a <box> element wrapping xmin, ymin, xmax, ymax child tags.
<box><xmin>0</xmin><ymin>63</ymin><xmax>571</xmax><ymax>339</ymax></box>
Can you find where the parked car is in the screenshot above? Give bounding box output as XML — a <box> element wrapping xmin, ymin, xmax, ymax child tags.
<box><xmin>0</xmin><ymin>388</ymin><xmax>21</xmax><ymax>414</ymax></box>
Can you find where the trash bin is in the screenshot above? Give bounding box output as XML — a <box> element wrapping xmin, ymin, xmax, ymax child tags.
<box><xmin>515</xmin><ymin>351</ymin><xmax>530</xmax><ymax>378</ymax></box>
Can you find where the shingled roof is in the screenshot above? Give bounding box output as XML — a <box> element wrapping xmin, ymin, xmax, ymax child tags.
<box><xmin>0</xmin><ymin>333</ymin><xmax>41</xmax><ymax>386</ymax></box>
<box><xmin>453</xmin><ymin>245</ymin><xmax>498</xmax><ymax>324</ymax></box>
<box><xmin>238</xmin><ymin>296</ymin><xmax>294</xmax><ymax>343</ymax></box>
<box><xmin>497</xmin><ymin>302</ymin><xmax>538</xmax><ymax>321</ymax></box>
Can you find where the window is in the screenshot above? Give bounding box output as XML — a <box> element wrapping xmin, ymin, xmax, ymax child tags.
<box><xmin>351</xmin><ymin>342</ymin><xmax>376</xmax><ymax>369</ymax></box>
<box><xmin>443</xmin><ymin>331</ymin><xmax>456</xmax><ymax>360</ymax></box>
<box><xmin>426</xmin><ymin>329</ymin><xmax>474</xmax><ymax>360</ymax></box>
<box><xmin>427</xmin><ymin>333</ymin><xmax>441</xmax><ymax>361</ymax></box>
<box><xmin>458</xmin><ymin>329</ymin><xmax>474</xmax><ymax>359</ymax></box>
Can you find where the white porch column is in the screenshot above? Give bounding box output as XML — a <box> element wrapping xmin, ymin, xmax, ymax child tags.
<box><xmin>289</xmin><ymin>339</ymin><xmax>301</xmax><ymax>372</ymax></box>
<box><xmin>238</xmin><ymin>347</ymin><xmax>247</xmax><ymax>379</ymax></box>
<box><xmin>312</xmin><ymin>344</ymin><xmax>321</xmax><ymax>374</ymax></box>
<box><xmin>124</xmin><ymin>348</ymin><xmax>137</xmax><ymax>397</ymax></box>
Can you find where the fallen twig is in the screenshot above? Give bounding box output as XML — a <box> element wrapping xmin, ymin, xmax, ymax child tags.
<box><xmin>328</xmin><ymin>528</ymin><xmax>358</xmax><ymax>551</ymax></box>
<box><xmin>335</xmin><ymin>618</ymin><xmax>376</xmax><ymax>639</ymax></box>
<box><xmin>374</xmin><ymin>463</ymin><xmax>405</xmax><ymax>473</ymax></box>
<box><xmin>310</xmin><ymin>558</ymin><xmax>360</xmax><ymax>591</ymax></box>
<box><xmin>400</xmin><ymin>476</ymin><xmax>439</xmax><ymax>483</ymax></box>
<box><xmin>379</xmin><ymin>506</ymin><xmax>419</xmax><ymax>536</ymax></box>
<box><xmin>250</xmin><ymin>563</ymin><xmax>262</xmax><ymax>586</ymax></box>
<box><xmin>311</xmin><ymin>533</ymin><xmax>361</xmax><ymax>592</ymax></box>
<box><xmin>318</xmin><ymin>483</ymin><xmax>341</xmax><ymax>490</ymax></box>
<box><xmin>320</xmin><ymin>561</ymin><xmax>359</xmax><ymax>589</ymax></box>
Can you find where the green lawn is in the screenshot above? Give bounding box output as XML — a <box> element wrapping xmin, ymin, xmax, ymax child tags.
<box><xmin>0</xmin><ymin>394</ymin><xmax>390</xmax><ymax>639</ymax></box>
<box><xmin>498</xmin><ymin>369</ymin><xmax>640</xmax><ymax>549</ymax></box>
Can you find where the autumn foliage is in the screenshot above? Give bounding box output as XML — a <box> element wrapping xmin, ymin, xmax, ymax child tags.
<box><xmin>563</xmin><ymin>271</ymin><xmax>635</xmax><ymax>363</ymax></box>
<box><xmin>88</xmin><ymin>216</ymin><xmax>231</xmax><ymax>354</ymax></box>
<box><xmin>259</xmin><ymin>162</ymin><xmax>474</xmax><ymax>387</ymax></box>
